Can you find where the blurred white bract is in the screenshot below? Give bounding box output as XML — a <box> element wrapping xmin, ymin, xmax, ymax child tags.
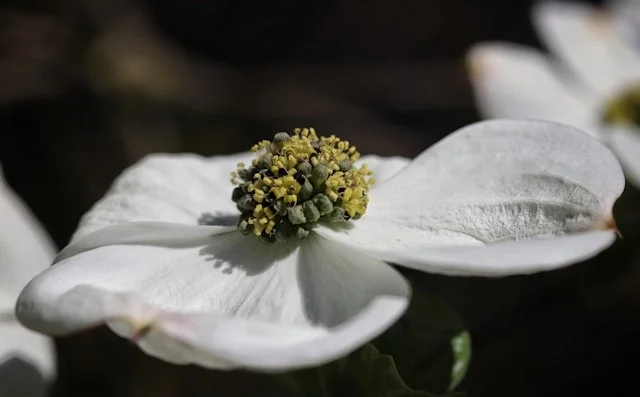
<box><xmin>14</xmin><ymin>120</ymin><xmax>625</xmax><ymax>372</ymax></box>
<box><xmin>468</xmin><ymin>0</ymin><xmax>640</xmax><ymax>188</ymax></box>
<box><xmin>0</xmin><ymin>164</ymin><xmax>56</xmax><ymax>380</ymax></box>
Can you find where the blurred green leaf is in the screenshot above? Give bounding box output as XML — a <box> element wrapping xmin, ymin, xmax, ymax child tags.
<box><xmin>282</xmin><ymin>344</ymin><xmax>464</xmax><ymax>397</ymax></box>
<box><xmin>373</xmin><ymin>288</ymin><xmax>471</xmax><ymax>393</ymax></box>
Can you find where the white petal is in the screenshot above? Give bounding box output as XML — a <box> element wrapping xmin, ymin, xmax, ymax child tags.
<box><xmin>16</xmin><ymin>223</ymin><xmax>409</xmax><ymax>370</ymax></box>
<box><xmin>609</xmin><ymin>0</ymin><xmax>640</xmax><ymax>46</ymax></box>
<box><xmin>0</xmin><ymin>322</ymin><xmax>55</xmax><ymax>380</ymax></box>
<box><xmin>357</xmin><ymin>155</ymin><xmax>410</xmax><ymax>184</ymax></box>
<box><xmin>74</xmin><ymin>151</ymin><xmax>253</xmax><ymax>240</ymax></box>
<box><xmin>533</xmin><ymin>1</ymin><xmax>640</xmax><ymax>97</ymax></box>
<box><xmin>604</xmin><ymin>125</ymin><xmax>640</xmax><ymax>188</ymax></box>
<box><xmin>467</xmin><ymin>42</ymin><xmax>599</xmax><ymax>137</ymax></box>
<box><xmin>331</xmin><ymin>230</ymin><xmax>615</xmax><ymax>276</ymax></box>
<box><xmin>0</xmin><ymin>169</ymin><xmax>56</xmax><ymax>379</ymax></box>
<box><xmin>316</xmin><ymin>119</ymin><xmax>624</xmax><ymax>276</ymax></box>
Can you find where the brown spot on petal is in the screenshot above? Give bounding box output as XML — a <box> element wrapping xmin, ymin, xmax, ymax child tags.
<box><xmin>130</xmin><ymin>323</ymin><xmax>153</xmax><ymax>343</ymax></box>
<box><xmin>597</xmin><ymin>215</ymin><xmax>621</xmax><ymax>238</ymax></box>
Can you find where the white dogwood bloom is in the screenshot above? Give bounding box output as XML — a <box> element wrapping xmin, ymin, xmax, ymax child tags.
<box><xmin>0</xmin><ymin>164</ymin><xmax>56</xmax><ymax>381</ymax></box>
<box><xmin>16</xmin><ymin>120</ymin><xmax>623</xmax><ymax>372</ymax></box>
<box><xmin>468</xmin><ymin>1</ymin><xmax>640</xmax><ymax>187</ymax></box>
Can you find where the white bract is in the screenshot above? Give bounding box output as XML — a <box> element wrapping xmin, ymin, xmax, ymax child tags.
<box><xmin>468</xmin><ymin>0</ymin><xmax>640</xmax><ymax>187</ymax></box>
<box><xmin>16</xmin><ymin>120</ymin><xmax>623</xmax><ymax>372</ymax></box>
<box><xmin>0</xmin><ymin>164</ymin><xmax>56</xmax><ymax>380</ymax></box>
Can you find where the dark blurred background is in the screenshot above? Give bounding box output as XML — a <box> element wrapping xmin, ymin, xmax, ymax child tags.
<box><xmin>3</xmin><ymin>0</ymin><xmax>640</xmax><ymax>396</ymax></box>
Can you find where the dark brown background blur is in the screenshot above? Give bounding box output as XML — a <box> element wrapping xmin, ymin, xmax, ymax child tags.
<box><xmin>3</xmin><ymin>0</ymin><xmax>640</xmax><ymax>396</ymax></box>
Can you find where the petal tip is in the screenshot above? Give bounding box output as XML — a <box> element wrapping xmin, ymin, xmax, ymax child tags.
<box><xmin>465</xmin><ymin>47</ymin><xmax>485</xmax><ymax>80</ymax></box>
<box><xmin>596</xmin><ymin>215</ymin><xmax>621</xmax><ymax>238</ymax></box>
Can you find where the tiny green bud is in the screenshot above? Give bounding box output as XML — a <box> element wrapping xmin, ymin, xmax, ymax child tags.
<box><xmin>237</xmin><ymin>169</ymin><xmax>250</xmax><ymax>181</ymax></box>
<box><xmin>312</xmin><ymin>194</ymin><xmax>333</xmax><ymax>215</ymax></box>
<box><xmin>296</xmin><ymin>227</ymin><xmax>310</xmax><ymax>239</ymax></box>
<box><xmin>303</xmin><ymin>201</ymin><xmax>321</xmax><ymax>223</ymax></box>
<box><xmin>296</xmin><ymin>161</ymin><xmax>313</xmax><ymax>176</ymax></box>
<box><xmin>326</xmin><ymin>207</ymin><xmax>346</xmax><ymax>223</ymax></box>
<box><xmin>238</xmin><ymin>219</ymin><xmax>251</xmax><ymax>235</ymax></box>
<box><xmin>276</xmin><ymin>219</ymin><xmax>296</xmax><ymax>240</ymax></box>
<box><xmin>272</xmin><ymin>199</ymin><xmax>287</xmax><ymax>216</ymax></box>
<box><xmin>299</xmin><ymin>178</ymin><xmax>314</xmax><ymax>201</ymax></box>
<box><xmin>231</xmin><ymin>186</ymin><xmax>245</xmax><ymax>202</ymax></box>
<box><xmin>339</xmin><ymin>160</ymin><xmax>353</xmax><ymax>171</ymax></box>
<box><xmin>287</xmin><ymin>205</ymin><xmax>307</xmax><ymax>225</ymax></box>
<box><xmin>311</xmin><ymin>164</ymin><xmax>329</xmax><ymax>186</ymax></box>
<box><xmin>256</xmin><ymin>156</ymin><xmax>272</xmax><ymax>170</ymax></box>
<box><xmin>273</xmin><ymin>132</ymin><xmax>290</xmax><ymax>142</ymax></box>
<box><xmin>237</xmin><ymin>195</ymin><xmax>255</xmax><ymax>211</ymax></box>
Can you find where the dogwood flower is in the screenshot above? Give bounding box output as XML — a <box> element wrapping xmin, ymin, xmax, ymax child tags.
<box><xmin>468</xmin><ymin>1</ymin><xmax>640</xmax><ymax>187</ymax></box>
<box><xmin>16</xmin><ymin>120</ymin><xmax>623</xmax><ymax>371</ymax></box>
<box><xmin>0</xmin><ymin>164</ymin><xmax>56</xmax><ymax>382</ymax></box>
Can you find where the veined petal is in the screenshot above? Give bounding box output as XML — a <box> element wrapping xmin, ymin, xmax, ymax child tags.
<box><xmin>338</xmin><ymin>230</ymin><xmax>615</xmax><ymax>276</ymax></box>
<box><xmin>603</xmin><ymin>125</ymin><xmax>640</xmax><ymax>188</ymax></box>
<box><xmin>74</xmin><ymin>151</ymin><xmax>253</xmax><ymax>239</ymax></box>
<box><xmin>533</xmin><ymin>1</ymin><xmax>640</xmax><ymax>97</ymax></box>
<box><xmin>467</xmin><ymin>42</ymin><xmax>599</xmax><ymax>137</ymax></box>
<box><xmin>75</xmin><ymin>151</ymin><xmax>409</xmax><ymax>242</ymax></box>
<box><xmin>316</xmin><ymin>119</ymin><xmax>624</xmax><ymax>276</ymax></box>
<box><xmin>16</xmin><ymin>223</ymin><xmax>409</xmax><ymax>370</ymax></box>
<box><xmin>0</xmin><ymin>169</ymin><xmax>56</xmax><ymax>379</ymax></box>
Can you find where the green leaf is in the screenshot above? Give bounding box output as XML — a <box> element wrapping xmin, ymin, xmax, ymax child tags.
<box><xmin>281</xmin><ymin>344</ymin><xmax>464</xmax><ymax>397</ymax></box>
<box><xmin>373</xmin><ymin>288</ymin><xmax>472</xmax><ymax>393</ymax></box>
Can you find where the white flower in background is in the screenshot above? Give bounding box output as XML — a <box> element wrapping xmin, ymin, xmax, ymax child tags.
<box><xmin>16</xmin><ymin>121</ymin><xmax>623</xmax><ymax>372</ymax></box>
<box><xmin>0</xmin><ymin>164</ymin><xmax>56</xmax><ymax>381</ymax></box>
<box><xmin>468</xmin><ymin>1</ymin><xmax>640</xmax><ymax>188</ymax></box>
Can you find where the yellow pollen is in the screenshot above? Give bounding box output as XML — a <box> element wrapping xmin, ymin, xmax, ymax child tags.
<box><xmin>602</xmin><ymin>84</ymin><xmax>640</xmax><ymax>126</ymax></box>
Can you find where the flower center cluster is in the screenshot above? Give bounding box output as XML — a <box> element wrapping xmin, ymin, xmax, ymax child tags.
<box><xmin>231</xmin><ymin>128</ymin><xmax>374</xmax><ymax>243</ymax></box>
<box><xmin>602</xmin><ymin>85</ymin><xmax>640</xmax><ymax>126</ymax></box>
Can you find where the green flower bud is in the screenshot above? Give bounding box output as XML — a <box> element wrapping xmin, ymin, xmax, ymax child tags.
<box><xmin>237</xmin><ymin>195</ymin><xmax>255</xmax><ymax>211</ymax></box>
<box><xmin>231</xmin><ymin>186</ymin><xmax>245</xmax><ymax>202</ymax></box>
<box><xmin>287</xmin><ymin>205</ymin><xmax>307</xmax><ymax>225</ymax></box>
<box><xmin>312</xmin><ymin>194</ymin><xmax>333</xmax><ymax>216</ymax></box>
<box><xmin>296</xmin><ymin>227</ymin><xmax>310</xmax><ymax>239</ymax></box>
<box><xmin>299</xmin><ymin>178</ymin><xmax>314</xmax><ymax>201</ymax></box>
<box><xmin>276</xmin><ymin>219</ymin><xmax>296</xmax><ymax>240</ymax></box>
<box><xmin>311</xmin><ymin>164</ymin><xmax>329</xmax><ymax>186</ymax></box>
<box><xmin>303</xmin><ymin>201</ymin><xmax>321</xmax><ymax>223</ymax></box>
<box><xmin>271</xmin><ymin>199</ymin><xmax>287</xmax><ymax>216</ymax></box>
<box><xmin>326</xmin><ymin>207</ymin><xmax>346</xmax><ymax>223</ymax></box>
<box><xmin>256</xmin><ymin>156</ymin><xmax>272</xmax><ymax>170</ymax></box>
<box><xmin>339</xmin><ymin>160</ymin><xmax>353</xmax><ymax>171</ymax></box>
<box><xmin>237</xmin><ymin>219</ymin><xmax>251</xmax><ymax>235</ymax></box>
<box><xmin>273</xmin><ymin>132</ymin><xmax>290</xmax><ymax>143</ymax></box>
<box><xmin>296</xmin><ymin>161</ymin><xmax>313</xmax><ymax>176</ymax></box>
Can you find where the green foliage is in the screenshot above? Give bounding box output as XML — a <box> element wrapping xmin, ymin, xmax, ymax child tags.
<box><xmin>281</xmin><ymin>289</ymin><xmax>470</xmax><ymax>397</ymax></box>
<box><xmin>374</xmin><ymin>289</ymin><xmax>471</xmax><ymax>393</ymax></box>
<box><xmin>282</xmin><ymin>344</ymin><xmax>464</xmax><ymax>397</ymax></box>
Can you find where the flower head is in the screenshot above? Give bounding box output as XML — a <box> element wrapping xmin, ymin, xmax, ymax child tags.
<box><xmin>231</xmin><ymin>128</ymin><xmax>373</xmax><ymax>242</ymax></box>
<box><xmin>16</xmin><ymin>121</ymin><xmax>624</xmax><ymax>371</ymax></box>
<box><xmin>467</xmin><ymin>1</ymin><xmax>640</xmax><ymax>187</ymax></box>
<box><xmin>0</xmin><ymin>164</ymin><xmax>56</xmax><ymax>384</ymax></box>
